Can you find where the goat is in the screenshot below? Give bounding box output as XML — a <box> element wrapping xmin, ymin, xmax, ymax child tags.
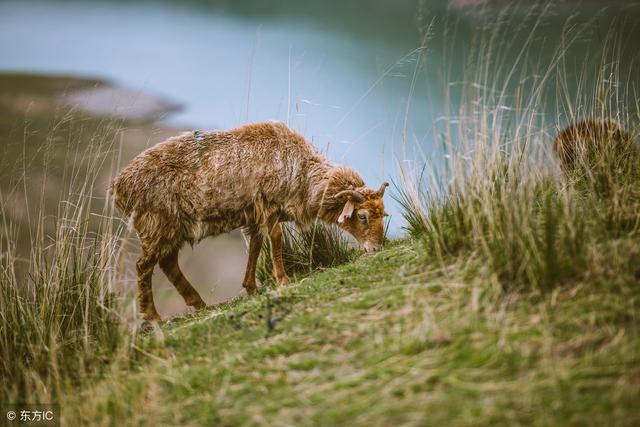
<box><xmin>111</xmin><ymin>121</ymin><xmax>388</xmax><ymax>322</ymax></box>
<box><xmin>554</xmin><ymin>119</ymin><xmax>634</xmax><ymax>170</ymax></box>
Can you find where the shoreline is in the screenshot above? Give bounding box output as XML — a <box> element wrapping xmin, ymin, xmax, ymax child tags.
<box><xmin>0</xmin><ymin>71</ymin><xmax>183</xmax><ymax>123</ymax></box>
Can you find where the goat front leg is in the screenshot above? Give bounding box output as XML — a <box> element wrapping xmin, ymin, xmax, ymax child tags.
<box><xmin>269</xmin><ymin>223</ymin><xmax>290</xmax><ymax>286</ymax></box>
<box><xmin>241</xmin><ymin>231</ymin><xmax>263</xmax><ymax>294</ymax></box>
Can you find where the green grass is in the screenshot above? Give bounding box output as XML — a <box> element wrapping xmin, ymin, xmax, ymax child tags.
<box><xmin>61</xmin><ymin>239</ymin><xmax>640</xmax><ymax>426</ymax></box>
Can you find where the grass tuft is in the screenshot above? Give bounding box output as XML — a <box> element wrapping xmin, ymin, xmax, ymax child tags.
<box><xmin>257</xmin><ymin>222</ymin><xmax>358</xmax><ymax>285</ymax></box>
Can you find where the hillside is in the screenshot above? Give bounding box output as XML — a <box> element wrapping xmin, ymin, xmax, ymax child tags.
<box><xmin>64</xmin><ymin>240</ymin><xmax>640</xmax><ymax>426</ymax></box>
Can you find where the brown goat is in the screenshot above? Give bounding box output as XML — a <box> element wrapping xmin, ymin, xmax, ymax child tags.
<box><xmin>554</xmin><ymin>119</ymin><xmax>633</xmax><ymax>169</ymax></box>
<box><xmin>111</xmin><ymin>121</ymin><xmax>388</xmax><ymax>322</ymax></box>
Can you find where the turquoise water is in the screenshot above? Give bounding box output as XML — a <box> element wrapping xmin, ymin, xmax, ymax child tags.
<box><xmin>1</xmin><ymin>0</ymin><xmax>639</xmax><ymax>228</ymax></box>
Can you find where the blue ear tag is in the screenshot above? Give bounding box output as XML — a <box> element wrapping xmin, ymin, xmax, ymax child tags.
<box><xmin>193</xmin><ymin>130</ymin><xmax>205</xmax><ymax>141</ymax></box>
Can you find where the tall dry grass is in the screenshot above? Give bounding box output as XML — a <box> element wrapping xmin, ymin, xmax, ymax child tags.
<box><xmin>0</xmin><ymin>115</ymin><xmax>133</xmax><ymax>402</ymax></box>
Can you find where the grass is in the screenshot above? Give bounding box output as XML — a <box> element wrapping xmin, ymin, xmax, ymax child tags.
<box><xmin>0</xmin><ymin>211</ymin><xmax>129</xmax><ymax>401</ymax></box>
<box><xmin>61</xmin><ymin>240</ymin><xmax>640</xmax><ymax>426</ymax></box>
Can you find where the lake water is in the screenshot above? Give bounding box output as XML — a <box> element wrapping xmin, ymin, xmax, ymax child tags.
<box><xmin>2</xmin><ymin>0</ymin><xmax>639</xmax><ymax>230</ymax></box>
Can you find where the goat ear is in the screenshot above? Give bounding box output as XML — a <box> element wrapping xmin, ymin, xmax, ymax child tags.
<box><xmin>338</xmin><ymin>200</ymin><xmax>356</xmax><ymax>224</ymax></box>
<box><xmin>377</xmin><ymin>182</ymin><xmax>389</xmax><ymax>197</ymax></box>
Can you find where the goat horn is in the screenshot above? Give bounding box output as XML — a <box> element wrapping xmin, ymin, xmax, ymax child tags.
<box><xmin>377</xmin><ymin>182</ymin><xmax>389</xmax><ymax>197</ymax></box>
<box><xmin>334</xmin><ymin>189</ymin><xmax>365</xmax><ymax>203</ymax></box>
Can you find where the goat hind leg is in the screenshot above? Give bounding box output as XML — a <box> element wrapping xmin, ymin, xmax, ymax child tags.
<box><xmin>159</xmin><ymin>249</ymin><xmax>206</xmax><ymax>310</ymax></box>
<box><xmin>136</xmin><ymin>251</ymin><xmax>161</xmax><ymax>322</ymax></box>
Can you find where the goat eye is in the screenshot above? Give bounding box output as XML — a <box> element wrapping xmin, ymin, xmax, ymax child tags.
<box><xmin>358</xmin><ymin>213</ymin><xmax>368</xmax><ymax>222</ymax></box>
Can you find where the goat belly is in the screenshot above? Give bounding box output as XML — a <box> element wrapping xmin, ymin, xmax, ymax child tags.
<box><xmin>187</xmin><ymin>214</ymin><xmax>245</xmax><ymax>243</ymax></box>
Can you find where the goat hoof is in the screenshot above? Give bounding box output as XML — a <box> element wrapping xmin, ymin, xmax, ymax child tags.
<box><xmin>243</xmin><ymin>284</ymin><xmax>258</xmax><ymax>294</ymax></box>
<box><xmin>140</xmin><ymin>319</ymin><xmax>160</xmax><ymax>333</ymax></box>
<box><xmin>141</xmin><ymin>312</ymin><xmax>162</xmax><ymax>323</ymax></box>
<box><xmin>188</xmin><ymin>299</ymin><xmax>207</xmax><ymax>310</ymax></box>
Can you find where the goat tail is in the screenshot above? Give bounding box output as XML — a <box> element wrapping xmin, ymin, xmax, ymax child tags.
<box><xmin>109</xmin><ymin>173</ymin><xmax>136</xmax><ymax>216</ymax></box>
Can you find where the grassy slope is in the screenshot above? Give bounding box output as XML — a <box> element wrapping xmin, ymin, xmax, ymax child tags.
<box><xmin>69</xmin><ymin>240</ymin><xmax>640</xmax><ymax>426</ymax></box>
